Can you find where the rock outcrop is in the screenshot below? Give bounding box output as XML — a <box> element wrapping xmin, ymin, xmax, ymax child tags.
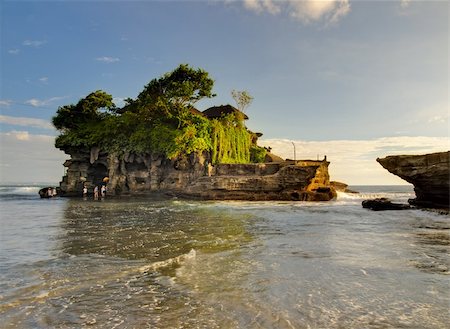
<box><xmin>377</xmin><ymin>151</ymin><xmax>449</xmax><ymax>209</ymax></box>
<box><xmin>330</xmin><ymin>181</ymin><xmax>358</xmax><ymax>194</ymax></box>
<box><xmin>362</xmin><ymin>198</ymin><xmax>410</xmax><ymax>211</ymax></box>
<box><xmin>59</xmin><ymin>149</ymin><xmax>336</xmax><ymax>201</ymax></box>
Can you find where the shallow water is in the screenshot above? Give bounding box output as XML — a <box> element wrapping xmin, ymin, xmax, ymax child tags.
<box><xmin>0</xmin><ymin>185</ymin><xmax>449</xmax><ymax>328</ymax></box>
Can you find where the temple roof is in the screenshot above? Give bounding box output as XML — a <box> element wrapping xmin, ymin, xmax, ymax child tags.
<box><xmin>202</xmin><ymin>104</ymin><xmax>249</xmax><ymax>120</ymax></box>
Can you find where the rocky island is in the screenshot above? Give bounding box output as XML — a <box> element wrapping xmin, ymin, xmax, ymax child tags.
<box><xmin>55</xmin><ymin>65</ymin><xmax>336</xmax><ymax>201</ymax></box>
<box><xmin>377</xmin><ymin>151</ymin><xmax>449</xmax><ymax>209</ymax></box>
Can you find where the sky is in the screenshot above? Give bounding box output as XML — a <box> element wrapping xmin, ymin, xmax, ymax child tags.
<box><xmin>0</xmin><ymin>0</ymin><xmax>448</xmax><ymax>185</ymax></box>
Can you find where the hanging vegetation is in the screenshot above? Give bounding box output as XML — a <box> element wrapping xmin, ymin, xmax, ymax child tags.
<box><xmin>210</xmin><ymin>114</ymin><xmax>251</xmax><ymax>164</ymax></box>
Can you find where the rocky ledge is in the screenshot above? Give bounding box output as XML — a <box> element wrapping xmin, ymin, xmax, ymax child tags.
<box><xmin>59</xmin><ymin>148</ymin><xmax>336</xmax><ymax>201</ymax></box>
<box><xmin>377</xmin><ymin>151</ymin><xmax>449</xmax><ymax>209</ymax></box>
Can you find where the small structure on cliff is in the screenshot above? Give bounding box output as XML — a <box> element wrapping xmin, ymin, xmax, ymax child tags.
<box><xmin>203</xmin><ymin>105</ymin><xmax>249</xmax><ymax>120</ymax></box>
<box><xmin>377</xmin><ymin>151</ymin><xmax>449</xmax><ymax>209</ymax></box>
<box><xmin>53</xmin><ymin>64</ymin><xmax>336</xmax><ymax>201</ymax></box>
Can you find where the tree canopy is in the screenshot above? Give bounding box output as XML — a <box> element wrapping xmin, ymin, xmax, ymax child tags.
<box><xmin>53</xmin><ymin>64</ymin><xmax>265</xmax><ymax>163</ymax></box>
<box><xmin>52</xmin><ymin>90</ymin><xmax>115</xmax><ymax>131</ymax></box>
<box><xmin>134</xmin><ymin>64</ymin><xmax>215</xmax><ymax>108</ymax></box>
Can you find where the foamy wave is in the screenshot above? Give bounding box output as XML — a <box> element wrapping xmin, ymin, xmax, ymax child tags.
<box><xmin>139</xmin><ymin>249</ymin><xmax>197</xmax><ymax>273</ymax></box>
<box><xmin>0</xmin><ymin>186</ymin><xmax>41</xmax><ymax>195</ymax></box>
<box><xmin>337</xmin><ymin>191</ymin><xmax>414</xmax><ymax>203</ymax></box>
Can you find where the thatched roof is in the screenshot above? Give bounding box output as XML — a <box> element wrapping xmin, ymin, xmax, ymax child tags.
<box><xmin>187</xmin><ymin>106</ymin><xmax>205</xmax><ymax>116</ymax></box>
<box><xmin>203</xmin><ymin>105</ymin><xmax>249</xmax><ymax>120</ymax></box>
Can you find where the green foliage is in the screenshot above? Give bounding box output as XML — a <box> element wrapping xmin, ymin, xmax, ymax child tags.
<box><xmin>250</xmin><ymin>145</ymin><xmax>267</xmax><ymax>163</ymax></box>
<box><xmin>53</xmin><ymin>65</ymin><xmax>261</xmax><ymax>164</ymax></box>
<box><xmin>52</xmin><ymin>90</ymin><xmax>115</xmax><ymax>131</ymax></box>
<box><xmin>210</xmin><ymin>114</ymin><xmax>251</xmax><ymax>164</ymax></box>
<box><xmin>136</xmin><ymin>64</ymin><xmax>215</xmax><ymax>108</ymax></box>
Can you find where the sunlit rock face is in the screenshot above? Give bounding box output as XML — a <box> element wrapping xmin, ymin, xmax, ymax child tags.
<box><xmin>59</xmin><ymin>148</ymin><xmax>336</xmax><ymax>201</ymax></box>
<box><xmin>377</xmin><ymin>151</ymin><xmax>450</xmax><ymax>209</ymax></box>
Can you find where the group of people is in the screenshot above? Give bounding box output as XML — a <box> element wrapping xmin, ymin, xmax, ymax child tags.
<box><xmin>83</xmin><ymin>184</ymin><xmax>107</xmax><ymax>200</ymax></box>
<box><xmin>47</xmin><ymin>187</ymin><xmax>57</xmax><ymax>197</ymax></box>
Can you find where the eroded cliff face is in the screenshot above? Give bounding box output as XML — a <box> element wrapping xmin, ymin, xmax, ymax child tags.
<box><xmin>59</xmin><ymin>148</ymin><xmax>336</xmax><ymax>201</ymax></box>
<box><xmin>377</xmin><ymin>151</ymin><xmax>449</xmax><ymax>209</ymax></box>
<box><xmin>185</xmin><ymin>160</ymin><xmax>335</xmax><ymax>201</ymax></box>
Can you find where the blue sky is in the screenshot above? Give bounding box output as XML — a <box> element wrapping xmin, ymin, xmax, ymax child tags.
<box><xmin>0</xmin><ymin>0</ymin><xmax>448</xmax><ymax>184</ymax></box>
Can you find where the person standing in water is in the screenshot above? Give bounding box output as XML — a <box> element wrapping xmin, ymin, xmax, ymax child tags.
<box><xmin>101</xmin><ymin>185</ymin><xmax>106</xmax><ymax>198</ymax></box>
<box><xmin>94</xmin><ymin>186</ymin><xmax>99</xmax><ymax>200</ymax></box>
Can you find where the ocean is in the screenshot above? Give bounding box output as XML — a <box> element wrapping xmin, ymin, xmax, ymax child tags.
<box><xmin>0</xmin><ymin>185</ymin><xmax>448</xmax><ymax>328</ymax></box>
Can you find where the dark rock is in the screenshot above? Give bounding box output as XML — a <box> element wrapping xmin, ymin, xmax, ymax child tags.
<box><xmin>377</xmin><ymin>151</ymin><xmax>449</xmax><ymax>210</ymax></box>
<box><xmin>362</xmin><ymin>198</ymin><xmax>411</xmax><ymax>211</ymax></box>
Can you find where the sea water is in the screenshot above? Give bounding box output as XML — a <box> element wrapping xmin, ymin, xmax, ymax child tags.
<box><xmin>0</xmin><ymin>185</ymin><xmax>448</xmax><ymax>328</ymax></box>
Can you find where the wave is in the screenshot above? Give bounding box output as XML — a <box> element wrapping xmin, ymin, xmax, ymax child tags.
<box><xmin>139</xmin><ymin>249</ymin><xmax>197</xmax><ymax>273</ymax></box>
<box><xmin>336</xmin><ymin>191</ymin><xmax>415</xmax><ymax>203</ymax></box>
<box><xmin>0</xmin><ymin>185</ymin><xmax>42</xmax><ymax>195</ymax></box>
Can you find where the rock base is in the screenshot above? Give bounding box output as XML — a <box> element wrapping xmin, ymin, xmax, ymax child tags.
<box><xmin>377</xmin><ymin>151</ymin><xmax>449</xmax><ymax>210</ymax></box>
<box><xmin>58</xmin><ymin>149</ymin><xmax>336</xmax><ymax>201</ymax></box>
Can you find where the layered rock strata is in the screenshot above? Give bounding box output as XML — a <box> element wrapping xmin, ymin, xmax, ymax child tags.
<box><xmin>377</xmin><ymin>151</ymin><xmax>449</xmax><ymax>209</ymax></box>
<box><xmin>59</xmin><ymin>148</ymin><xmax>336</xmax><ymax>201</ymax></box>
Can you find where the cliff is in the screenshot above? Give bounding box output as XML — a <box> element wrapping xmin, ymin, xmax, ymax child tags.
<box><xmin>59</xmin><ymin>148</ymin><xmax>336</xmax><ymax>201</ymax></box>
<box><xmin>377</xmin><ymin>151</ymin><xmax>449</xmax><ymax>209</ymax></box>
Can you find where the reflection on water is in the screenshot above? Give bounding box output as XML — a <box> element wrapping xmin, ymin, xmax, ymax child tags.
<box><xmin>59</xmin><ymin>198</ymin><xmax>253</xmax><ymax>262</ymax></box>
<box><xmin>409</xmin><ymin>214</ymin><xmax>450</xmax><ymax>274</ymax></box>
<box><xmin>0</xmin><ymin>195</ymin><xmax>449</xmax><ymax>328</ymax></box>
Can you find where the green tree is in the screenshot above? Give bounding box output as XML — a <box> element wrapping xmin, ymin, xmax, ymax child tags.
<box><xmin>136</xmin><ymin>64</ymin><xmax>215</xmax><ymax>108</ymax></box>
<box><xmin>231</xmin><ymin>89</ymin><xmax>253</xmax><ymax>113</ymax></box>
<box><xmin>52</xmin><ymin>90</ymin><xmax>115</xmax><ymax>131</ymax></box>
<box><xmin>53</xmin><ymin>66</ymin><xmax>261</xmax><ymax>164</ymax></box>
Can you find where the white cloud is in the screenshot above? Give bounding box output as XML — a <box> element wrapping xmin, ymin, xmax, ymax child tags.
<box><xmin>243</xmin><ymin>0</ymin><xmax>281</xmax><ymax>15</ymax></box>
<box><xmin>25</xmin><ymin>99</ymin><xmax>42</xmax><ymax>107</ymax></box>
<box><xmin>0</xmin><ymin>115</ymin><xmax>54</xmax><ymax>130</ymax></box>
<box><xmin>0</xmin><ymin>131</ymin><xmax>67</xmax><ymax>184</ymax></box>
<box><xmin>259</xmin><ymin>136</ymin><xmax>449</xmax><ymax>185</ymax></box>
<box><xmin>413</xmin><ymin>103</ymin><xmax>449</xmax><ymax>126</ymax></box>
<box><xmin>6</xmin><ymin>130</ymin><xmax>31</xmax><ymax>141</ymax></box>
<box><xmin>401</xmin><ymin>0</ymin><xmax>411</xmax><ymax>8</ymax></box>
<box><xmin>289</xmin><ymin>0</ymin><xmax>350</xmax><ymax>24</ymax></box>
<box><xmin>8</xmin><ymin>49</ymin><xmax>20</xmax><ymax>55</ymax></box>
<box><xmin>24</xmin><ymin>96</ymin><xmax>65</xmax><ymax>108</ymax></box>
<box><xmin>96</xmin><ymin>56</ymin><xmax>120</xmax><ymax>63</ymax></box>
<box><xmin>23</xmin><ymin>39</ymin><xmax>47</xmax><ymax>47</ymax></box>
<box><xmin>0</xmin><ymin>100</ymin><xmax>13</xmax><ymax>107</ymax></box>
<box><xmin>39</xmin><ymin>76</ymin><xmax>49</xmax><ymax>84</ymax></box>
<box><xmin>112</xmin><ymin>97</ymin><xmax>126</xmax><ymax>108</ymax></box>
<box><xmin>428</xmin><ymin>115</ymin><xmax>448</xmax><ymax>124</ymax></box>
<box><xmin>240</xmin><ymin>0</ymin><xmax>351</xmax><ymax>25</ymax></box>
